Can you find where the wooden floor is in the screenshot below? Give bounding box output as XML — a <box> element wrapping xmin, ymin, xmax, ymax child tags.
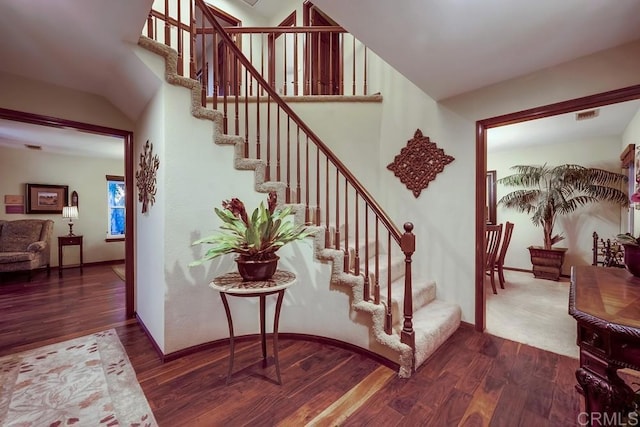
<box><xmin>0</xmin><ymin>265</ymin><xmax>582</xmax><ymax>426</ymax></box>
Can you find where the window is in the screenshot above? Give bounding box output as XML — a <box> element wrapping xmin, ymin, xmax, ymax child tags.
<box><xmin>106</xmin><ymin>175</ymin><xmax>125</xmax><ymax>240</ymax></box>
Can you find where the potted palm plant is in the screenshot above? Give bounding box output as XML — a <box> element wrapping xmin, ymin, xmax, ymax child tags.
<box><xmin>189</xmin><ymin>191</ymin><xmax>313</xmax><ymax>281</ymax></box>
<box><xmin>498</xmin><ymin>164</ymin><xmax>628</xmax><ymax>280</ymax></box>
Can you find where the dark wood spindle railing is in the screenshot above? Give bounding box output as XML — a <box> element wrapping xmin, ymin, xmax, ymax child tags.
<box><xmin>386</xmin><ymin>231</ymin><xmax>392</xmax><ymax>333</ymax></box>
<box><xmin>147</xmin><ymin>0</ymin><xmax>416</xmax><ymax>358</ymax></box>
<box><xmin>191</xmin><ymin>25</ymin><xmax>370</xmax><ymax>97</ymax></box>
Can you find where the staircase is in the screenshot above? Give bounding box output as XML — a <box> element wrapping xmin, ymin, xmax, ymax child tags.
<box><xmin>140</xmin><ymin>1</ymin><xmax>461</xmax><ymax>377</ymax></box>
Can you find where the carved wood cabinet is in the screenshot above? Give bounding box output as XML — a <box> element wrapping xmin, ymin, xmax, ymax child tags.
<box><xmin>569</xmin><ymin>266</ymin><xmax>640</xmax><ymax>426</ymax></box>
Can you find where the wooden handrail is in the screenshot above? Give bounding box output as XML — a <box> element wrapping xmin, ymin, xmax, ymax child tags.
<box><xmin>149</xmin><ymin>10</ymin><xmax>191</xmax><ymax>36</ymax></box>
<box><xmin>196</xmin><ymin>0</ymin><xmax>403</xmax><ymax>244</ymax></box>
<box><xmin>199</xmin><ymin>26</ymin><xmax>347</xmax><ymax>34</ymax></box>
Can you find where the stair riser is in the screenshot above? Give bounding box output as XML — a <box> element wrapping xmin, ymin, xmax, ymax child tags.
<box><xmin>362</xmin><ymin>257</ymin><xmax>406</xmax><ymax>289</ymax></box>
<box><xmin>390</xmin><ymin>282</ymin><xmax>437</xmax><ymax>326</ymax></box>
<box><xmin>412</xmin><ymin>305</ymin><xmax>462</xmax><ymax>369</ymax></box>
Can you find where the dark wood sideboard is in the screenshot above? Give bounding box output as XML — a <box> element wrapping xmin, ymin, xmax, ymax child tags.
<box><xmin>569</xmin><ymin>266</ymin><xmax>640</xmax><ymax>426</ymax></box>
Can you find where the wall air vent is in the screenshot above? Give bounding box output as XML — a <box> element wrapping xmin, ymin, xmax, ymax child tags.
<box><xmin>241</xmin><ymin>0</ymin><xmax>260</xmax><ymax>6</ymax></box>
<box><xmin>25</xmin><ymin>144</ymin><xmax>42</xmax><ymax>150</ymax></box>
<box><xmin>575</xmin><ymin>109</ymin><xmax>599</xmax><ymax>121</ymax></box>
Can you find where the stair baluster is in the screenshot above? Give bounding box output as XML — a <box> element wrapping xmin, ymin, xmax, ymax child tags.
<box><xmin>385</xmin><ymin>231</ymin><xmax>392</xmax><ymax>333</ymax></box>
<box><xmin>374</xmin><ymin>216</ymin><xmax>380</xmax><ymax>304</ymax></box>
<box><xmin>364</xmin><ymin>208</ymin><xmax>370</xmax><ymax>301</ymax></box>
<box><xmin>343</xmin><ymin>181</ymin><xmax>349</xmax><ymax>272</ymax></box>
<box><xmin>401</xmin><ymin>222</ymin><xmax>416</xmax><ymax>370</ymax></box>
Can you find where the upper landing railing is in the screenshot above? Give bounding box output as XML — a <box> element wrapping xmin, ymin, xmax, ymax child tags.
<box><xmin>147</xmin><ymin>4</ymin><xmax>369</xmax><ymax>98</ymax></box>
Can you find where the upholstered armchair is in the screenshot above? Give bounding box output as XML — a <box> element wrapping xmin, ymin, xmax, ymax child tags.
<box><xmin>0</xmin><ymin>219</ymin><xmax>54</xmax><ymax>280</ymax></box>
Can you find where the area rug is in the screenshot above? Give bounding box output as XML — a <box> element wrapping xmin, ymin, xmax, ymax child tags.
<box><xmin>0</xmin><ymin>329</ymin><xmax>157</xmax><ymax>426</ymax></box>
<box><xmin>112</xmin><ymin>264</ymin><xmax>126</xmax><ymax>281</ymax></box>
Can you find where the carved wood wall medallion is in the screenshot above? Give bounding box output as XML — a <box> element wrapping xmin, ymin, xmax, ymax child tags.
<box><xmin>136</xmin><ymin>140</ymin><xmax>159</xmax><ymax>214</ymax></box>
<box><xmin>387</xmin><ymin>129</ymin><xmax>455</xmax><ymax>198</ymax></box>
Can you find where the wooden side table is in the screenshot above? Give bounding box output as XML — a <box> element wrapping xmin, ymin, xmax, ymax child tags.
<box><xmin>210</xmin><ymin>270</ymin><xmax>296</xmax><ymax>385</ymax></box>
<box><xmin>57</xmin><ymin>235</ymin><xmax>83</xmax><ymax>277</ymax></box>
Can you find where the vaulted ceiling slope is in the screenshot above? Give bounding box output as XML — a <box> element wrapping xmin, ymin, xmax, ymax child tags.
<box><xmin>310</xmin><ymin>0</ymin><xmax>640</xmax><ymax>101</ymax></box>
<box><xmin>0</xmin><ymin>0</ymin><xmax>156</xmax><ymax>120</ymax></box>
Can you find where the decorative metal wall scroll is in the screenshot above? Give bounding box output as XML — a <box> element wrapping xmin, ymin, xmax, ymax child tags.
<box><xmin>387</xmin><ymin>129</ymin><xmax>455</xmax><ymax>198</ymax></box>
<box><xmin>136</xmin><ymin>140</ymin><xmax>159</xmax><ymax>213</ymax></box>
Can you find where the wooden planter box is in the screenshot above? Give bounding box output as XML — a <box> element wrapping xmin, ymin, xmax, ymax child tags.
<box><xmin>528</xmin><ymin>246</ymin><xmax>568</xmax><ymax>281</ymax></box>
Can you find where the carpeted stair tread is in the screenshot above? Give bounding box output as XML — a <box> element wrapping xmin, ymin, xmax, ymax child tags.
<box><xmin>406</xmin><ymin>299</ymin><xmax>462</xmax><ymax>369</ymax></box>
<box><xmin>381</xmin><ymin>278</ymin><xmax>437</xmax><ymax>326</ymax></box>
<box><xmin>351</xmin><ymin>238</ymin><xmax>387</xmax><ymax>259</ymax></box>
<box><xmin>357</xmin><ymin>254</ymin><xmax>406</xmax><ymax>287</ymax></box>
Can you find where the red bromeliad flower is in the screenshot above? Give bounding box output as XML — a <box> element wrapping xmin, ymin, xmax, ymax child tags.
<box><xmin>222</xmin><ymin>198</ymin><xmax>249</xmax><ymax>225</ymax></box>
<box><xmin>267</xmin><ymin>191</ymin><xmax>277</xmax><ymax>214</ymax></box>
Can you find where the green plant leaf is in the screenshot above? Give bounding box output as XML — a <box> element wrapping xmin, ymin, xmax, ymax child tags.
<box><xmin>190</xmin><ymin>194</ymin><xmax>314</xmax><ymax>266</ymax></box>
<box><xmin>498</xmin><ymin>163</ymin><xmax>628</xmax><ymax>249</ymax></box>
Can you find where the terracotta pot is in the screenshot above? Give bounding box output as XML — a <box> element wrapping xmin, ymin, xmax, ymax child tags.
<box><xmin>622</xmin><ymin>244</ymin><xmax>640</xmax><ymax>278</ymax></box>
<box><xmin>236</xmin><ymin>255</ymin><xmax>279</xmax><ymax>281</ymax></box>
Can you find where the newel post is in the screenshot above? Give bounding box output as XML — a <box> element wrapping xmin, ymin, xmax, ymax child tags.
<box><xmin>401</xmin><ymin>222</ymin><xmax>415</xmax><ymax>360</ymax></box>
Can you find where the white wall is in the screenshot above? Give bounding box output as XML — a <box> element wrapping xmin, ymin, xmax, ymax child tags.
<box><xmin>488</xmin><ymin>136</ymin><xmax>624</xmax><ymax>275</ymax></box>
<box><xmin>133</xmin><ymin>48</ymin><xmax>168</xmax><ymax>351</ymax></box>
<box><xmin>365</xmin><ymin>53</ymin><xmax>476</xmax><ymax>319</ymax></box>
<box><xmin>289</xmin><ymin>100</ymin><xmax>381</xmax><ymax>189</ymax></box>
<box><xmin>0</xmin><ymin>146</ymin><xmax>125</xmax><ymax>266</ymax></box>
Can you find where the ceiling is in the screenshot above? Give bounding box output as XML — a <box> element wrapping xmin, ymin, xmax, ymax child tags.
<box><xmin>0</xmin><ymin>0</ymin><xmax>155</xmax><ymax>120</ymax></box>
<box><xmin>1</xmin><ymin>0</ymin><xmax>640</xmax><ymax>158</ymax></box>
<box><xmin>309</xmin><ymin>0</ymin><xmax>640</xmax><ymax>101</ymax></box>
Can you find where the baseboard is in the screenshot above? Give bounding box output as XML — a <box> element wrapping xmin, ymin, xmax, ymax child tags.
<box><xmin>51</xmin><ymin>259</ymin><xmax>125</xmax><ymax>270</ymax></box>
<box><xmin>156</xmin><ymin>331</ymin><xmax>399</xmax><ymax>370</ymax></box>
<box><xmin>503</xmin><ymin>266</ymin><xmax>569</xmax><ymax>278</ymax></box>
<box><xmin>84</xmin><ymin>259</ymin><xmax>125</xmax><ymax>267</ymax></box>
<box><xmin>135</xmin><ymin>313</ymin><xmax>165</xmax><ymax>362</ymax></box>
<box><xmin>503</xmin><ymin>266</ymin><xmax>532</xmax><ymax>273</ymax></box>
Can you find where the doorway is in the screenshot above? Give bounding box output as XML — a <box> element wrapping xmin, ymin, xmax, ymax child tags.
<box><xmin>304</xmin><ymin>2</ymin><xmax>341</xmax><ymax>95</ymax></box>
<box><xmin>0</xmin><ymin>107</ymin><xmax>135</xmax><ymax>317</ymax></box>
<box><xmin>475</xmin><ymin>84</ymin><xmax>640</xmax><ymax>331</ymax></box>
<box><xmin>197</xmin><ymin>4</ymin><xmax>241</xmax><ymax>97</ymax></box>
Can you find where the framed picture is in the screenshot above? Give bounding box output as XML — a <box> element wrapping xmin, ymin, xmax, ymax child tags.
<box><xmin>25</xmin><ymin>183</ymin><xmax>69</xmax><ymax>214</ymax></box>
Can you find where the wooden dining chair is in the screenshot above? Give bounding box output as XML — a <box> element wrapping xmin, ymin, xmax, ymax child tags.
<box><xmin>485</xmin><ymin>223</ymin><xmax>503</xmax><ymax>294</ymax></box>
<box><xmin>495</xmin><ymin>221</ymin><xmax>514</xmax><ymax>289</ymax></box>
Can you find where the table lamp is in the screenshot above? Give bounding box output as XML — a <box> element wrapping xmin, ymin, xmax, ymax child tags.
<box><xmin>62</xmin><ymin>206</ymin><xmax>79</xmax><ymax>236</ymax></box>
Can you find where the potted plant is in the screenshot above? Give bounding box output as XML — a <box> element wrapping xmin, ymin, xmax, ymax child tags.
<box><xmin>189</xmin><ymin>191</ymin><xmax>313</xmax><ymax>281</ymax></box>
<box><xmin>498</xmin><ymin>164</ymin><xmax>628</xmax><ymax>280</ymax></box>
